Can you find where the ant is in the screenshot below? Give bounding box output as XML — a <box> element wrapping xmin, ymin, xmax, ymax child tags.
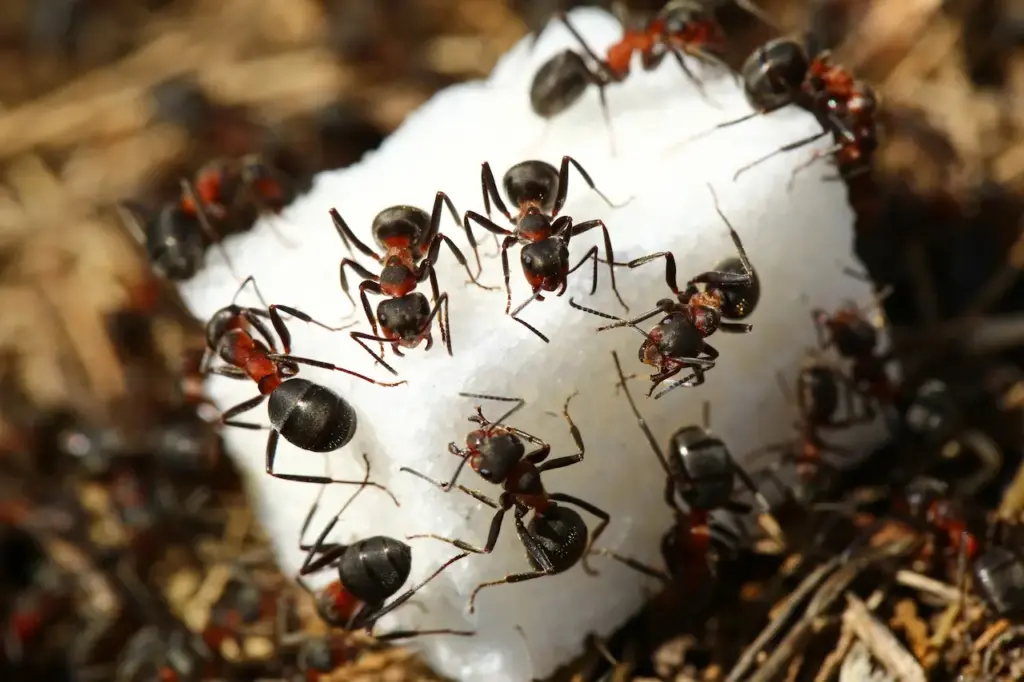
<box><xmin>585</xmin><ymin>351</ymin><xmax>776</xmax><ymax>590</ymax></box>
<box><xmin>898</xmin><ymin>477</ymin><xmax>980</xmax><ymax>563</ymax></box>
<box><xmin>678</xmin><ymin>36</ymin><xmax>879</xmax><ymax>182</ymax></box>
<box><xmin>463</xmin><ymin>156</ymin><xmax>628</xmax><ymax>342</ymax></box>
<box><xmin>811</xmin><ymin>286</ymin><xmax>897</xmax><ymax>409</ymax></box>
<box><xmin>745</xmin><ymin>360</ymin><xmax>873</xmax><ymax>504</ymax></box>
<box><xmin>331</xmin><ymin>195</ymin><xmax>490</xmax><ymax>374</ymax></box>
<box><xmin>531</xmin><ymin>3</ymin><xmax>776</xmax><ymax>132</ymax></box>
<box><xmin>401</xmin><ymin>392</ymin><xmax>612</xmax><ymax>611</ymax></box>
<box><xmin>204</xmin><ymin>291</ymin><xmax>406</xmax><ymax>490</ymax></box>
<box><xmin>569</xmin><ymin>184</ymin><xmax>758</xmax><ymax>398</ymax></box>
<box><xmin>295</xmin><ymin>468</ymin><xmax>474</xmax><ymax>640</ymax></box>
<box><xmin>201</xmin><ymin>274</ymin><xmax>353</xmax><ymax>374</ymax></box>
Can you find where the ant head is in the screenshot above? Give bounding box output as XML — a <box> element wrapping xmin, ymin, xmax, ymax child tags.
<box><xmin>521</xmin><ymin>239</ymin><xmax>569</xmax><ymax>292</ymax></box>
<box><xmin>372</xmin><ymin>205</ymin><xmax>430</xmax><ymax>251</ymax></box>
<box><xmin>712</xmin><ymin>257</ymin><xmax>760</xmax><ymax>319</ymax></box>
<box><xmin>503</xmin><ymin>160</ymin><xmax>560</xmax><ymax>212</ymax></box>
<box><xmin>378</xmin><ymin>257</ymin><xmax>418</xmax><ymax>298</ymax></box>
<box><xmin>314</xmin><ymin>580</ymin><xmax>362</xmax><ymax>628</ymax></box>
<box><xmin>741</xmin><ymin>37</ymin><xmax>809</xmax><ymax>113</ymax></box>
<box><xmin>205</xmin><ymin>305</ymin><xmax>245</xmax><ymax>349</ymax></box>
<box><xmin>466</xmin><ymin>426</ymin><xmax>525</xmax><ymax>484</ymax></box>
<box><xmin>376</xmin><ymin>293</ymin><xmax>431</xmax><ymax>344</ymax></box>
<box><xmin>902</xmin><ymin>477</ymin><xmax>948</xmax><ymax>519</ymax></box>
<box><xmin>526</xmin><ymin>505</ymin><xmax>588</xmax><ymax>573</ymax></box>
<box><xmin>847</xmin><ymin>86</ymin><xmax>878</xmax><ymax>118</ymax></box>
<box><xmin>662</xmin><ymin>2</ymin><xmax>714</xmax><ymax>35</ymax></box>
<box><xmin>670</xmin><ymin>427</ymin><xmax>735</xmax><ymax>509</ymax></box>
<box><xmin>530</xmin><ymin>50</ymin><xmax>593</xmax><ymax>118</ymax></box>
<box><xmin>904</xmin><ymin>379</ymin><xmax>961</xmax><ymax>446</ymax></box>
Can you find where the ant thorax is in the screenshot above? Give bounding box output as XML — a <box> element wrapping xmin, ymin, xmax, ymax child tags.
<box><xmin>378</xmin><ymin>252</ymin><xmax>418</xmax><ymax>297</ymax></box>
<box><xmin>683</xmin><ymin>292</ymin><xmax>723</xmax><ymax>336</ymax></box>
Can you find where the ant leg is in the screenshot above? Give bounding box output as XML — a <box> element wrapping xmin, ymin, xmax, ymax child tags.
<box><xmin>610</xmin><ymin>351</ymin><xmax>676</xmax><ymax>483</ymax></box>
<box><xmin>266</xmin><ymin>353</ymin><xmax>406</xmax><ymax>387</ymax></box>
<box><xmin>266</xmin><ymin>435</ymin><xmax>399</xmax><ymax>502</ymax></box>
<box><xmin>480</xmin><ymin>162</ymin><xmax>513</xmax><ymax>222</ymax></box>
<box><xmin>330</xmin><ymin>208</ymin><xmax>380</xmax><ymax>259</ymax></box>
<box><xmin>549</xmin><ymin>492</ymin><xmax>609</xmax><ymax>575</ymax></box>
<box><xmin>536</xmin><ymin>392</ymin><xmax>584</xmax><ymax>473</ymax></box>
<box><xmin>570</xmin><ymin>219</ymin><xmax>627</xmax><ymax>310</ymax></box>
<box><xmin>468</xmin><ymin>510</ymin><xmax>555</xmax><ymax>612</ymax></box>
<box><xmin>428</xmin><ymin>191</ymin><xmax>483</xmax><ymax>278</ymax></box>
<box><xmin>408</xmin><ymin>499</ymin><xmax>511</xmax><ymax>556</ymax></box>
<box><xmin>568</xmin><ymin>298</ymin><xmax>664</xmax><ymax>335</ymax></box>
<box><xmin>667</xmin><ymin>49</ymin><xmax>711</xmax><ymax>103</ymax></box>
<box><xmin>221</xmin><ymin>394</ymin><xmax>268</xmax><ymax>426</ymax></box>
<box><xmin>401</xmin><ymin>467</ymin><xmax>500</xmax><ymax>506</ymax></box>
<box><xmin>419</xmin><ymin>291</ymin><xmax>452</xmax><ymax>357</ymax></box>
<box><xmin>733</xmin><ymin>130</ymin><xmax>830</xmax><ymax>182</ymax></box>
<box><xmin>705</xmin><ymin>183</ymin><xmax>756</xmax><ymax>276</ymax></box>
<box><xmin>651</xmin><ymin>366</ymin><xmax>710</xmax><ymax>399</ymax></box>
<box><xmin>349</xmin><ymin>331</ymin><xmax>399</xmax><ymax>376</ymax></box>
<box><xmin>459</xmin><ymin>393</ymin><xmax>526</xmax><ymax>426</ymax></box>
<box><xmin>565</xmin><ymin>245</ymin><xmax>600</xmax><ymax>295</ymax></box>
<box><xmin>787</xmin><ymin>145</ymin><xmax>844</xmax><ymax>192</ymax></box>
<box><xmin>353</xmin><ymin>552</ymin><xmax>471</xmax><ymax>630</ymax></box>
<box><xmin>208</xmin><ymin>366</ymin><xmax>249</xmax><ymax>380</ymax></box>
<box><xmin>422</xmin><ymin>232</ymin><xmax>497</xmax><ymax>290</ymax></box>
<box><xmin>510</xmin><ymin>292</ymin><xmax>549</xmax><ymax>343</ymax></box>
<box><xmin>265</xmin><ymin>304</ymin><xmax>355</xmax><ymax>355</ymax></box>
<box><xmin>374</xmin><ymin>628</ymin><xmax>475</xmax><ymax>642</ymax></box>
<box><xmin>339</xmin><ymin>260</ymin><xmax>378</xmax><ymax>308</ymax></box>
<box><xmin>553</xmin><ymin>156</ymin><xmax>630</xmax><ymax>216</ymax></box>
<box><xmin>587</xmin><ymin>548</ymin><xmax>671</xmax><ymax>583</ymax></box>
<box><xmin>555</xmin><ymin>12</ymin><xmax>619</xmax><ymax>83</ymax></box>
<box><xmin>719</xmin><ymin>322</ymin><xmax>754</xmax><ymax>333</ymax></box>
<box><xmin>625</xmin><ymin>251</ymin><xmax>680</xmax><ymax>295</ymax></box>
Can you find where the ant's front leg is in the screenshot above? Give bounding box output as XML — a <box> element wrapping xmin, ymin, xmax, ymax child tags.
<box><xmin>330</xmin><ymin>208</ymin><xmax>380</xmax><ymax>260</ymax></box>
<box><xmin>426</xmin><ymin>191</ymin><xmax>482</xmax><ymax>277</ymax></box>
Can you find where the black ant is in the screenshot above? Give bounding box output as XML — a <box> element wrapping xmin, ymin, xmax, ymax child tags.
<box><xmin>401</xmin><ymin>392</ymin><xmax>611</xmax><ymax>610</ymax></box>
<box><xmin>570</xmin><ymin>184</ymin><xmax>757</xmax><ymax>398</ymax></box>
<box><xmin>463</xmin><ymin>156</ymin><xmax>628</xmax><ymax>342</ymax></box>
<box><xmin>585</xmin><ymin>351</ymin><xmax>776</xmax><ymax>590</ymax></box>
<box><xmin>331</xmin><ymin>195</ymin><xmax>491</xmax><ymax>374</ymax></box>
<box><xmin>678</xmin><ymin>36</ymin><xmax>879</xmax><ymax>182</ymax></box>
<box><xmin>205</xmin><ymin>293</ymin><xmax>406</xmax><ymax>491</ymax></box>
<box><xmin>295</xmin><ymin>467</ymin><xmax>474</xmax><ymax>640</ymax></box>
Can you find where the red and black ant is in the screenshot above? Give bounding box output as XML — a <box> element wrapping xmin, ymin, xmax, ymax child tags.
<box><xmin>204</xmin><ymin>292</ymin><xmax>405</xmax><ymax>491</ymax></box>
<box><xmin>463</xmin><ymin>156</ymin><xmax>628</xmax><ymax>342</ymax></box>
<box><xmin>401</xmin><ymin>392</ymin><xmax>611</xmax><ymax>610</ymax></box>
<box><xmin>897</xmin><ymin>477</ymin><xmax>980</xmax><ymax>563</ymax></box>
<box><xmin>530</xmin><ymin>2</ymin><xmax>776</xmax><ymax>131</ymax></box>
<box><xmin>295</xmin><ymin>469</ymin><xmax>474</xmax><ymax>640</ymax></box>
<box><xmin>331</xmin><ymin>195</ymin><xmax>490</xmax><ymax>374</ymax></box>
<box><xmin>586</xmin><ymin>352</ymin><xmax>777</xmax><ymax>591</ymax></box>
<box><xmin>570</xmin><ymin>184</ymin><xmax>758</xmax><ymax>398</ymax></box>
<box><xmin>678</xmin><ymin>36</ymin><xmax>879</xmax><ymax>183</ymax></box>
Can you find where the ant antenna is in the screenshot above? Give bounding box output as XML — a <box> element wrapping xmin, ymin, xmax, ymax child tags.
<box><xmin>458</xmin><ymin>393</ymin><xmax>526</xmax><ymax>428</ymax></box>
<box><xmin>611</xmin><ymin>351</ymin><xmax>674</xmax><ymax>481</ymax></box>
<box><xmin>701</xmin><ymin>400</ymin><xmax>711</xmax><ymax>430</ymax></box>
<box><xmin>707</xmin><ymin>183</ymin><xmax>754</xmax><ymax>274</ymax></box>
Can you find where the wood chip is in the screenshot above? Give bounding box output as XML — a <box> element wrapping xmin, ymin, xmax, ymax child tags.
<box><xmin>843</xmin><ymin>593</ymin><xmax>926</xmax><ymax>682</ymax></box>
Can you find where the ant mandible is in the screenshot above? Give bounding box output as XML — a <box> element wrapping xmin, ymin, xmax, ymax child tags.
<box><xmin>295</xmin><ymin>468</ymin><xmax>474</xmax><ymax>640</ymax></box>
<box><xmin>463</xmin><ymin>156</ymin><xmax>629</xmax><ymax>342</ymax></box>
<box><xmin>587</xmin><ymin>352</ymin><xmax>778</xmax><ymax>591</ymax></box>
<box><xmin>401</xmin><ymin>392</ymin><xmax>611</xmax><ymax>610</ymax></box>
<box><xmin>205</xmin><ymin>293</ymin><xmax>405</xmax><ymax>491</ymax></box>
<box><xmin>570</xmin><ymin>183</ymin><xmax>758</xmax><ymax>398</ymax></box>
<box><xmin>331</xmin><ymin>194</ymin><xmax>491</xmax><ymax>374</ymax></box>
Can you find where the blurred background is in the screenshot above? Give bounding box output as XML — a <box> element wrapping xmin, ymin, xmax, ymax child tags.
<box><xmin>2</xmin><ymin>1</ymin><xmax>1024</xmax><ymax>681</ymax></box>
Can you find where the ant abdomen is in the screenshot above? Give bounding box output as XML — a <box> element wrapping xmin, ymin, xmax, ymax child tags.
<box><xmin>530</xmin><ymin>50</ymin><xmax>592</xmax><ymax>117</ymax></box>
<box><xmin>338</xmin><ymin>536</ymin><xmax>413</xmax><ymax>605</ymax></box>
<box><xmin>503</xmin><ymin>160</ymin><xmax>560</xmax><ymax>211</ymax></box>
<box><xmin>974</xmin><ymin>547</ymin><xmax>1024</xmax><ymax>616</ymax></box>
<box><xmin>741</xmin><ymin>37</ymin><xmax>809</xmax><ymax>113</ymax></box>
<box><xmin>372</xmin><ymin>205</ymin><xmax>430</xmax><ymax>250</ymax></box>
<box><xmin>669</xmin><ymin>428</ymin><xmax>735</xmax><ymax>509</ymax></box>
<box><xmin>376</xmin><ymin>294</ymin><xmax>431</xmax><ymax>344</ymax></box>
<box><xmin>713</xmin><ymin>256</ymin><xmax>760</xmax><ymax>319</ymax></box>
<box><xmin>527</xmin><ymin>506</ymin><xmax>588</xmax><ymax>573</ymax></box>
<box><xmin>268</xmin><ymin>379</ymin><xmax>357</xmax><ymax>453</ymax></box>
